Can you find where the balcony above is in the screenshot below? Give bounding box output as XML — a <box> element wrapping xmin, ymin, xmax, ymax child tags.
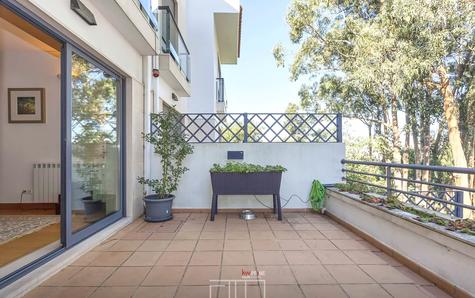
<box><xmin>214</xmin><ymin>7</ymin><xmax>242</xmax><ymax>64</ymax></box>
<box><xmin>157</xmin><ymin>6</ymin><xmax>191</xmax><ymax>97</ymax></box>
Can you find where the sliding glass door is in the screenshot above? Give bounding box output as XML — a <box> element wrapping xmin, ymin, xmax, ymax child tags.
<box><xmin>64</xmin><ymin>45</ymin><xmax>124</xmax><ymax>246</ymax></box>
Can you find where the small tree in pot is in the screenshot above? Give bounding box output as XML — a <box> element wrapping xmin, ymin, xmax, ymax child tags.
<box><xmin>138</xmin><ymin>109</ymin><xmax>193</xmax><ymax>222</ymax></box>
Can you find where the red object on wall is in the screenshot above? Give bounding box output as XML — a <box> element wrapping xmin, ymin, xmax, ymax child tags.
<box><xmin>152</xmin><ymin>69</ymin><xmax>160</xmax><ymax>78</ymax></box>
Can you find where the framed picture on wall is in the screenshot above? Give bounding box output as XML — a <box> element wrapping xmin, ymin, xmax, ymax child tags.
<box><xmin>8</xmin><ymin>88</ymin><xmax>45</xmax><ymax>123</ymax></box>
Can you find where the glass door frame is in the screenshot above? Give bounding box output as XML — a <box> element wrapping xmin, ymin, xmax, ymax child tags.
<box><xmin>0</xmin><ymin>0</ymin><xmax>126</xmax><ymax>287</ymax></box>
<box><xmin>63</xmin><ymin>43</ymin><xmax>126</xmax><ymax>247</ymax></box>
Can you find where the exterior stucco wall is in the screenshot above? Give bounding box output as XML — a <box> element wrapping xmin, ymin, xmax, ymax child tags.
<box><xmin>150</xmin><ymin>143</ymin><xmax>345</xmax><ymax>209</ymax></box>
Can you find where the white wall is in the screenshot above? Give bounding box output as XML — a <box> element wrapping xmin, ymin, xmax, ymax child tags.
<box><xmin>150</xmin><ymin>143</ymin><xmax>345</xmax><ymax>209</ymax></box>
<box><xmin>0</xmin><ymin>26</ymin><xmax>60</xmax><ymax>203</ymax></box>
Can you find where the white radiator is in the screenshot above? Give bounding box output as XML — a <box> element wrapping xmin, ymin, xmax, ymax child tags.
<box><xmin>33</xmin><ymin>163</ymin><xmax>61</xmax><ymax>203</ymax></box>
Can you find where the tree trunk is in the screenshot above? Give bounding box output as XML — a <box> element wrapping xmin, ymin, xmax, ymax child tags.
<box><xmin>420</xmin><ymin>113</ymin><xmax>431</xmax><ymax>192</ymax></box>
<box><xmin>391</xmin><ymin>96</ymin><xmax>402</xmax><ymax>189</ymax></box>
<box><xmin>401</xmin><ymin>112</ymin><xmax>410</xmax><ymax>191</ymax></box>
<box><xmin>368</xmin><ymin>124</ymin><xmax>373</xmax><ymax>159</ymax></box>
<box><xmin>410</xmin><ymin>109</ymin><xmax>420</xmax><ymax>190</ymax></box>
<box><xmin>438</xmin><ymin>66</ymin><xmax>470</xmax><ymax>218</ymax></box>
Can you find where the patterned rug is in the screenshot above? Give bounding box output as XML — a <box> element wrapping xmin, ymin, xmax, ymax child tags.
<box><xmin>0</xmin><ymin>215</ymin><xmax>60</xmax><ymax>245</ymax></box>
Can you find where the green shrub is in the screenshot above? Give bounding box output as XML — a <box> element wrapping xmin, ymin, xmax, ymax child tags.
<box><xmin>210</xmin><ymin>162</ymin><xmax>286</xmax><ymax>173</ymax></box>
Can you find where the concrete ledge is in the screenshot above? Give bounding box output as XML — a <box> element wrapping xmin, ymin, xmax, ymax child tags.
<box><xmin>326</xmin><ymin>189</ymin><xmax>475</xmax><ymax>298</ymax></box>
<box><xmin>1</xmin><ymin>217</ymin><xmax>133</xmax><ymax>298</ymax></box>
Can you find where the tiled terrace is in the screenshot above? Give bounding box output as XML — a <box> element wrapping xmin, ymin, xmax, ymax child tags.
<box><xmin>25</xmin><ymin>212</ymin><xmax>451</xmax><ymax>298</ymax></box>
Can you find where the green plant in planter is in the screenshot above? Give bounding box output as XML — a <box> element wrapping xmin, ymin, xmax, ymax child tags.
<box><xmin>210</xmin><ymin>162</ymin><xmax>286</xmax><ymax>173</ymax></box>
<box><xmin>309</xmin><ymin>180</ymin><xmax>326</xmax><ymax>212</ymax></box>
<box><xmin>138</xmin><ymin>110</ymin><xmax>194</xmax><ymax>198</ymax></box>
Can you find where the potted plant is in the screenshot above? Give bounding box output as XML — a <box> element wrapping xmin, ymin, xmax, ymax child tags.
<box><xmin>209</xmin><ymin>162</ymin><xmax>287</xmax><ymax>220</ymax></box>
<box><xmin>138</xmin><ymin>109</ymin><xmax>193</xmax><ymax>222</ymax></box>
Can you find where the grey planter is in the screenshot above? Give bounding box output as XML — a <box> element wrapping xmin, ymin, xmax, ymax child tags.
<box><xmin>143</xmin><ymin>194</ymin><xmax>174</xmax><ymax>222</ymax></box>
<box><xmin>209</xmin><ymin>172</ymin><xmax>283</xmax><ymax>221</ymax></box>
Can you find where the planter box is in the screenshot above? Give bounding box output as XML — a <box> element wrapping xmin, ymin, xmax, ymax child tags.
<box><xmin>210</xmin><ymin>172</ymin><xmax>283</xmax><ymax>221</ymax></box>
<box><xmin>326</xmin><ymin>188</ymin><xmax>475</xmax><ymax>297</ymax></box>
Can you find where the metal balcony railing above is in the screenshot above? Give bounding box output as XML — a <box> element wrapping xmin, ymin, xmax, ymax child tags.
<box><xmin>341</xmin><ymin>160</ymin><xmax>475</xmax><ymax>218</ymax></box>
<box><xmin>151</xmin><ymin>113</ymin><xmax>343</xmax><ymax>143</ymax></box>
<box><xmin>157</xmin><ymin>6</ymin><xmax>191</xmax><ymax>82</ymax></box>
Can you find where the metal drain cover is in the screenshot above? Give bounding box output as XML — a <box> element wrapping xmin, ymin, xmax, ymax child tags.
<box><xmin>240</xmin><ymin>209</ymin><xmax>256</xmax><ymax>220</ymax></box>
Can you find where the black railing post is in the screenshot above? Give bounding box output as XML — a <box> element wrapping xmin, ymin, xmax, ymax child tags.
<box><xmin>336</xmin><ymin>113</ymin><xmax>343</xmax><ymax>142</ymax></box>
<box><xmin>386</xmin><ymin>166</ymin><xmax>392</xmax><ymax>197</ymax></box>
<box><xmin>454</xmin><ymin>191</ymin><xmax>464</xmax><ymax>218</ymax></box>
<box><xmin>243</xmin><ymin>113</ymin><xmax>249</xmax><ymax>143</ymax></box>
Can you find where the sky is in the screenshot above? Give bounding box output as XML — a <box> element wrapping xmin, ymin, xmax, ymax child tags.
<box><xmin>221</xmin><ymin>0</ymin><xmax>368</xmax><ymax>137</ymax></box>
<box><xmin>221</xmin><ymin>0</ymin><xmax>301</xmax><ymax>113</ymax></box>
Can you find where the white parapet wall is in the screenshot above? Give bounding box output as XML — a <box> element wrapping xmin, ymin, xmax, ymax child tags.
<box><xmin>326</xmin><ymin>189</ymin><xmax>475</xmax><ymax>296</ymax></box>
<box><xmin>150</xmin><ymin>143</ymin><xmax>345</xmax><ymax>209</ymax></box>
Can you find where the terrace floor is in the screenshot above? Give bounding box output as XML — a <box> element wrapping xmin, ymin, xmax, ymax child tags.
<box><xmin>25</xmin><ymin>212</ymin><xmax>452</xmax><ymax>298</ymax></box>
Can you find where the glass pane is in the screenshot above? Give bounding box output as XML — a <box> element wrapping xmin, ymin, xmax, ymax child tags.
<box><xmin>71</xmin><ymin>52</ymin><xmax>120</xmax><ymax>233</ymax></box>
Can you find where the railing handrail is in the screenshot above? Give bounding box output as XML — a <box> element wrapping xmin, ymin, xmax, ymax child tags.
<box><xmin>342</xmin><ymin>159</ymin><xmax>475</xmax><ymax>175</ymax></box>
<box><xmin>157</xmin><ymin>6</ymin><xmax>190</xmax><ymax>54</ymax></box>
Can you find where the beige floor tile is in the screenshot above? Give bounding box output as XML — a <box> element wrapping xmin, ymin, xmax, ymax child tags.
<box><xmin>273</xmin><ymin>230</ymin><xmax>300</xmax><ymax>239</ymax></box>
<box><xmin>24</xmin><ymin>286</ymin><xmax>96</xmax><ymax>298</ymax></box>
<box><xmin>200</xmin><ymin>231</ymin><xmax>225</xmax><ymax>239</ymax></box>
<box><xmin>137</xmin><ymin>240</ymin><xmax>171</xmax><ymax>251</ymax></box>
<box><xmin>90</xmin><ymin>286</ymin><xmax>136</xmax><ymax>298</ymax></box>
<box><xmin>278</xmin><ymin>239</ymin><xmax>309</xmax><ymax>250</ymax></box>
<box><xmin>63</xmin><ymin>267</ymin><xmax>116</xmax><ymax>286</ymax></box>
<box><xmin>419</xmin><ymin>285</ymin><xmax>453</xmax><ymax>298</ymax></box>
<box><xmin>94</xmin><ymin>240</ymin><xmax>119</xmax><ymax>251</ymax></box>
<box><xmin>256</xmin><ymin>265</ymin><xmax>297</xmax><ymax>285</ymax></box>
<box><xmin>181</xmin><ymin>266</ymin><xmax>220</xmax><ymax>285</ymax></box>
<box><xmin>313</xmin><ymin>224</ymin><xmax>341</xmax><ymax>231</ymax></box>
<box><xmin>218</xmin><ymin>285</ymin><xmax>261</xmax><ymax>298</ymax></box>
<box><xmin>291</xmin><ymin>265</ymin><xmax>337</xmax><ymax>284</ymax></box>
<box><xmin>374</xmin><ymin>252</ymin><xmax>402</xmax><ymax>266</ymax></box>
<box><xmin>292</xmin><ymin>224</ymin><xmax>316</xmax><ymax>231</ymax></box>
<box><xmin>261</xmin><ymin>285</ymin><xmax>304</xmax><ymax>298</ymax></box>
<box><xmin>71</xmin><ymin>251</ymin><xmax>101</xmax><ymax>266</ymax></box>
<box><xmin>313</xmin><ymin>250</ymin><xmax>354</xmax><ymax>264</ymax></box>
<box><xmin>248</xmin><ymin>223</ymin><xmax>271</xmax><ymax>231</ymax></box>
<box><xmin>305</xmin><ymin>240</ymin><xmax>338</xmax><ymax>250</ymax></box>
<box><xmin>301</xmin><ymin>285</ymin><xmax>348</xmax><ymax>298</ymax></box>
<box><xmin>103</xmin><ymin>266</ymin><xmax>151</xmax><ymax>286</ymax></box>
<box><xmin>225</xmin><ymin>231</ymin><xmax>249</xmax><ymax>239</ymax></box>
<box><xmin>123</xmin><ymin>251</ymin><xmax>162</xmax><ymax>266</ymax></box>
<box><xmin>297</xmin><ymin>230</ymin><xmax>326</xmax><ymax>240</ymax></box>
<box><xmin>325</xmin><ymin>265</ymin><xmax>374</xmax><ymax>284</ymax></box>
<box><xmin>156</xmin><ymin>251</ymin><xmax>192</xmax><ymax>266</ymax></box>
<box><xmin>175</xmin><ymin>231</ymin><xmax>201</xmax><ymax>240</ymax></box>
<box><xmin>359</xmin><ymin>265</ymin><xmax>414</xmax><ymax>283</ymax></box>
<box><xmin>251</xmin><ymin>239</ymin><xmax>281</xmax><ymax>250</ymax></box>
<box><xmin>222</xmin><ymin>251</ymin><xmax>255</xmax><ymax>265</ymax></box>
<box><xmin>394</xmin><ymin>266</ymin><xmax>432</xmax><ymax>285</ymax></box>
<box><xmin>149</xmin><ymin>232</ymin><xmax>176</xmax><ymax>240</ymax></box>
<box><xmin>284</xmin><ymin>251</ymin><xmax>319</xmax><ymax>265</ymax></box>
<box><xmin>142</xmin><ymin>266</ymin><xmax>186</xmax><ymax>286</ymax></box>
<box><xmin>321</xmin><ymin>230</ymin><xmax>354</xmax><ymax>240</ymax></box>
<box><xmin>254</xmin><ymin>251</ymin><xmax>287</xmax><ymax>265</ymax></box>
<box><xmin>342</xmin><ymin>250</ymin><xmax>387</xmax><ymax>265</ymax></box>
<box><xmin>42</xmin><ymin>266</ymin><xmax>83</xmax><ymax>286</ymax></box>
<box><xmin>119</xmin><ymin>231</ymin><xmax>152</xmax><ymax>240</ymax></box>
<box><xmin>175</xmin><ymin>285</ymin><xmax>217</xmax><ymax>298</ymax></box>
<box><xmin>269</xmin><ymin>223</ymin><xmax>294</xmax><ymax>231</ymax></box>
<box><xmin>196</xmin><ymin>239</ymin><xmax>224</xmax><ymax>251</ymax></box>
<box><xmin>331</xmin><ymin>240</ymin><xmax>368</xmax><ymax>250</ymax></box>
<box><xmin>189</xmin><ymin>251</ymin><xmax>222</xmax><ymax>266</ymax></box>
<box><xmin>382</xmin><ymin>284</ymin><xmax>432</xmax><ymax>298</ymax></box>
<box><xmin>341</xmin><ymin>284</ymin><xmax>391</xmax><ymax>298</ymax></box>
<box><xmin>220</xmin><ymin>265</ymin><xmax>257</xmax><ymax>280</ymax></box>
<box><xmin>224</xmin><ymin>239</ymin><xmax>252</xmax><ymax>250</ymax></box>
<box><xmin>89</xmin><ymin>251</ymin><xmax>132</xmax><ymax>266</ymax></box>
<box><xmin>249</xmin><ymin>231</ymin><xmax>275</xmax><ymax>239</ymax></box>
<box><xmin>108</xmin><ymin>240</ymin><xmax>144</xmax><ymax>252</ymax></box>
<box><xmin>133</xmin><ymin>286</ymin><xmax>177</xmax><ymax>298</ymax></box>
<box><xmin>166</xmin><ymin>240</ymin><xmax>197</xmax><ymax>251</ymax></box>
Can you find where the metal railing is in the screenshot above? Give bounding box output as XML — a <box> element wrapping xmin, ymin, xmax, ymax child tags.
<box><xmin>341</xmin><ymin>160</ymin><xmax>475</xmax><ymax>218</ymax></box>
<box><xmin>157</xmin><ymin>6</ymin><xmax>191</xmax><ymax>82</ymax></box>
<box><xmin>151</xmin><ymin>113</ymin><xmax>343</xmax><ymax>143</ymax></box>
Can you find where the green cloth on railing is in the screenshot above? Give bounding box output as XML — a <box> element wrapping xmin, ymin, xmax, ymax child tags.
<box><xmin>309</xmin><ymin>180</ymin><xmax>326</xmax><ymax>211</ymax></box>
